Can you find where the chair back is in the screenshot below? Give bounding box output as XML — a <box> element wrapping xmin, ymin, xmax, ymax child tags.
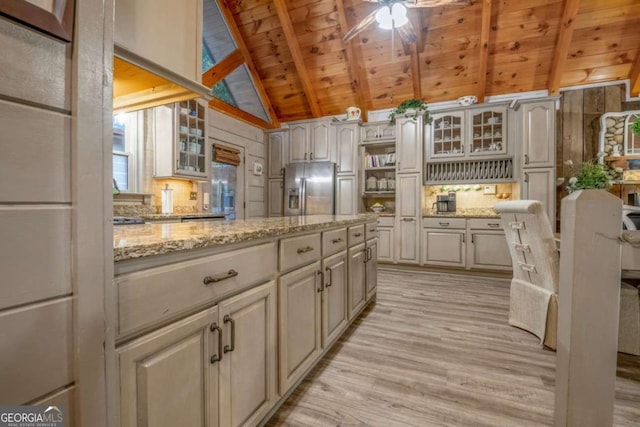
<box><xmin>494</xmin><ymin>200</ymin><xmax>559</xmax><ymax>294</ymax></box>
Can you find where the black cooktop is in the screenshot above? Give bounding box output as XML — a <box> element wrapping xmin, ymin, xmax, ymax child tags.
<box><xmin>113</xmin><ymin>216</ymin><xmax>145</xmax><ymax>225</ymax></box>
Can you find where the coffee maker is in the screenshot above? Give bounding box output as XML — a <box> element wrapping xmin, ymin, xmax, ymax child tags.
<box><xmin>435</xmin><ymin>192</ymin><xmax>457</xmax><ymax>213</ymax></box>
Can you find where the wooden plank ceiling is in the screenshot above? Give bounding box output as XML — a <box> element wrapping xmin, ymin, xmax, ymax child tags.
<box><xmin>221</xmin><ymin>0</ymin><xmax>640</xmax><ymax>124</ymax></box>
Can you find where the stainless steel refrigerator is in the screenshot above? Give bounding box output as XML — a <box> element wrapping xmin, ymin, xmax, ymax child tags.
<box><xmin>283</xmin><ymin>162</ymin><xmax>336</xmax><ymax>216</ymax></box>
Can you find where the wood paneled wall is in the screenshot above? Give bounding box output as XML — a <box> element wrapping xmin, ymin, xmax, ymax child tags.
<box><xmin>556</xmin><ymin>83</ymin><xmax>639</xmax><ymax>223</ymax></box>
<box><xmin>0</xmin><ymin>1</ymin><xmax>111</xmax><ymax>424</ymax></box>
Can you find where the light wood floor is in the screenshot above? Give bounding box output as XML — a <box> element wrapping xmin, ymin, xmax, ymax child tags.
<box><xmin>267</xmin><ymin>268</ymin><xmax>640</xmax><ymax>426</ymax></box>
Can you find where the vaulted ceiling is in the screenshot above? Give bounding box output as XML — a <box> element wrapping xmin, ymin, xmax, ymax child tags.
<box><xmin>209</xmin><ymin>0</ymin><xmax>640</xmax><ymax>127</ymax></box>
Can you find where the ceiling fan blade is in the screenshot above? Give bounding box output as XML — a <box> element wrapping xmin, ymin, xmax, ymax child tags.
<box><xmin>397</xmin><ymin>20</ymin><xmax>418</xmax><ymax>45</ymax></box>
<box><xmin>404</xmin><ymin>0</ymin><xmax>469</xmax><ymax>8</ymax></box>
<box><xmin>343</xmin><ymin>8</ymin><xmax>379</xmax><ymax>43</ymax></box>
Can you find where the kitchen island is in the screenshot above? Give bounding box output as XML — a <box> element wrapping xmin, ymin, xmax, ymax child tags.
<box><xmin>113</xmin><ymin>214</ymin><xmax>378</xmax><ymax>426</ymax></box>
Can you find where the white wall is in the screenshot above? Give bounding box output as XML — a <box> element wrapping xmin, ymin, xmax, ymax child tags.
<box><xmin>207</xmin><ymin>109</ymin><xmax>266</xmax><ymax>218</ymax></box>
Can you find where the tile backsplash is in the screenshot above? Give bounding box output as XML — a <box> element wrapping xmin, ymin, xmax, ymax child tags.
<box><xmin>422</xmin><ymin>183</ymin><xmax>517</xmax><ymax>212</ymax></box>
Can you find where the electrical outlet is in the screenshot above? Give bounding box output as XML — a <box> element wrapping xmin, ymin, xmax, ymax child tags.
<box><xmin>190</xmin><ymin>192</ymin><xmax>198</xmax><ymax>200</ymax></box>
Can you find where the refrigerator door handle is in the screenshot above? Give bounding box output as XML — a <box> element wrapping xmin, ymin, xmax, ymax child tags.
<box><xmin>300</xmin><ymin>177</ymin><xmax>307</xmax><ymax>215</ymax></box>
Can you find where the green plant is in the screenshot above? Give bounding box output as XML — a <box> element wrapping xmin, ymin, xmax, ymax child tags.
<box><xmin>388</xmin><ymin>98</ymin><xmax>431</xmax><ymax>125</ymax></box>
<box><xmin>633</xmin><ymin>118</ymin><xmax>640</xmax><ymax>136</ymax></box>
<box><xmin>562</xmin><ymin>159</ymin><xmax>622</xmax><ymax>193</ymax></box>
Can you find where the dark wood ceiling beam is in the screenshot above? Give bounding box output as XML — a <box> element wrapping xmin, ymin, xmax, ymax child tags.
<box><xmin>410</xmin><ymin>10</ymin><xmax>425</xmax><ymax>54</ymax></box>
<box><xmin>630</xmin><ymin>52</ymin><xmax>640</xmax><ymax>97</ymax></box>
<box><xmin>208</xmin><ymin>97</ymin><xmax>275</xmax><ymax>129</ymax></box>
<box><xmin>216</xmin><ymin>0</ymin><xmax>280</xmax><ymax>127</ymax></box>
<box><xmin>548</xmin><ymin>0</ymin><xmax>581</xmax><ymax>95</ymax></box>
<box><xmin>273</xmin><ymin>0</ymin><xmax>323</xmax><ymax>118</ymax></box>
<box><xmin>336</xmin><ymin>0</ymin><xmax>370</xmax><ymax>121</ymax></box>
<box><xmin>410</xmin><ymin>43</ymin><xmax>422</xmax><ymax>101</ymax></box>
<box><xmin>201</xmin><ymin>49</ymin><xmax>244</xmax><ymax>88</ymax></box>
<box><xmin>476</xmin><ymin>0</ymin><xmax>491</xmax><ymax>103</ymax></box>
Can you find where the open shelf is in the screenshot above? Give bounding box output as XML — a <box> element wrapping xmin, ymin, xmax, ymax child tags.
<box><xmin>362</xmin><ymin>191</ymin><xmax>395</xmax><ymax>198</ymax></box>
<box><xmin>365</xmin><ymin>166</ymin><xmax>395</xmax><ymax>171</ymax></box>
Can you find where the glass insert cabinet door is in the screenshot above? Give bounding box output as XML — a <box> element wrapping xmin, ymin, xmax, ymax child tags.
<box><xmin>430</xmin><ymin>112</ymin><xmax>465</xmax><ymax>158</ymax></box>
<box><xmin>176</xmin><ymin>99</ymin><xmax>207</xmax><ymax>176</ymax></box>
<box><xmin>469</xmin><ymin>107</ymin><xmax>507</xmax><ymax>156</ymax></box>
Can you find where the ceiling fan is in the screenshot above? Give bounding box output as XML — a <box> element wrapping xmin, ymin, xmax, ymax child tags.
<box><xmin>343</xmin><ymin>0</ymin><xmax>469</xmax><ymax>45</ymax></box>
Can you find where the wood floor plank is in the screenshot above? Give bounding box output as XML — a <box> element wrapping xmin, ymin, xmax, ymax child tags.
<box><xmin>267</xmin><ymin>268</ymin><xmax>640</xmax><ymax>426</ymax></box>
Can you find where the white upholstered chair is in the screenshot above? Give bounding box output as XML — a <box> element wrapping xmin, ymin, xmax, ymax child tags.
<box><xmin>494</xmin><ymin>200</ymin><xmax>559</xmax><ymax>349</ymax></box>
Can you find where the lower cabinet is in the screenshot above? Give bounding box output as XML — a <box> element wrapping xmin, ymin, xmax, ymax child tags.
<box><xmin>218</xmin><ymin>282</ymin><xmax>278</xmax><ymax>427</ymax></box>
<box><xmin>467</xmin><ymin>230</ymin><xmax>512</xmax><ymax>271</ymax></box>
<box><xmin>365</xmin><ymin>239</ymin><xmax>378</xmax><ymax>300</ymax></box>
<box><xmin>268</xmin><ymin>179</ymin><xmax>283</xmax><ymax>217</ymax></box>
<box><xmin>348</xmin><ymin>243</ymin><xmax>366</xmax><ymax>319</ymax></box>
<box><xmin>422</xmin><ymin>228</ymin><xmax>466</xmax><ymax>267</ymax></box>
<box><xmin>522</xmin><ymin>167</ymin><xmax>555</xmax><ymax>228</ymax></box>
<box><xmin>421</xmin><ymin>217</ymin><xmax>512</xmax><ymax>271</ymax></box>
<box><xmin>397</xmin><ymin>217</ymin><xmax>419</xmax><ymax>263</ymax></box>
<box><xmin>377</xmin><ymin>227</ymin><xmax>394</xmax><ymax>262</ymax></box>
<box><xmin>336</xmin><ymin>175</ymin><xmax>357</xmax><ymax>215</ymax></box>
<box><xmin>321</xmin><ymin>251</ymin><xmax>348</xmax><ymax>347</ymax></box>
<box><xmin>278</xmin><ymin>262</ymin><xmax>322</xmax><ymax>393</ymax></box>
<box><xmin>118</xmin><ymin>281</ymin><xmax>277</xmax><ymax>427</ymax></box>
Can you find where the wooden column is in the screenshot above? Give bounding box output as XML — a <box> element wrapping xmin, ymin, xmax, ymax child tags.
<box><xmin>555</xmin><ymin>190</ymin><xmax>622</xmax><ymax>427</ymax></box>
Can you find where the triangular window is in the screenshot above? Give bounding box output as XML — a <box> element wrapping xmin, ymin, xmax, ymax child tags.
<box><xmin>202</xmin><ymin>0</ymin><xmax>272</xmax><ymax>127</ymax></box>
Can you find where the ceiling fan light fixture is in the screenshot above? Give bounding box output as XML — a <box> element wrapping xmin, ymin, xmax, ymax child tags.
<box><xmin>375</xmin><ymin>6</ymin><xmax>393</xmax><ymax>30</ymax></box>
<box><xmin>391</xmin><ymin>3</ymin><xmax>408</xmax><ymax>28</ymax></box>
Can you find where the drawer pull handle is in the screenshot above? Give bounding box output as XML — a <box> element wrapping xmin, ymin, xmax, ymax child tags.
<box><xmin>402</xmin><ymin>218</ymin><xmax>415</xmax><ymax>222</ymax></box>
<box><xmin>488</xmin><ymin>223</ymin><xmax>500</xmax><ymax>228</ymax></box>
<box><xmin>325</xmin><ymin>266</ymin><xmax>333</xmax><ymax>287</ymax></box>
<box><xmin>439</xmin><ymin>222</ymin><xmax>450</xmax><ymax>226</ymax></box>
<box><xmin>223</xmin><ymin>315</ymin><xmax>235</xmax><ymax>353</ymax></box>
<box><xmin>354</xmin><ymin>233</ymin><xmax>363</xmax><ymax>237</ymax></box>
<box><xmin>209</xmin><ymin>323</ymin><xmax>222</xmax><ymax>364</ymax></box>
<box><xmin>332</xmin><ymin>238</ymin><xmax>344</xmax><ymax>244</ymax></box>
<box><xmin>297</xmin><ymin>246</ymin><xmax>314</xmax><ymax>254</ymax></box>
<box><xmin>203</xmin><ymin>269</ymin><xmax>238</xmax><ymax>285</ymax></box>
<box><xmin>369</xmin><ymin>228</ymin><xmax>376</xmax><ymax>232</ymax></box>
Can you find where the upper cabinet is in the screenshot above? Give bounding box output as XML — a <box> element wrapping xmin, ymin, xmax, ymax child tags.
<box><xmin>427</xmin><ymin>105</ymin><xmax>509</xmax><ymax>161</ymax></box>
<box><xmin>361</xmin><ymin>122</ymin><xmax>396</xmax><ymax>143</ymax></box>
<box><xmin>519</xmin><ymin>99</ymin><xmax>557</xmax><ymax>168</ymax></box>
<box><xmin>266</xmin><ymin>130</ymin><xmax>287</xmax><ymax>179</ymax></box>
<box><xmin>334</xmin><ymin>122</ymin><xmax>359</xmax><ymax>175</ymax></box>
<box><xmin>288</xmin><ymin>120</ymin><xmax>331</xmax><ymax>163</ymax></box>
<box><xmin>396</xmin><ymin>117</ymin><xmax>422</xmax><ymax>174</ymax></box>
<box><xmin>114</xmin><ymin>0</ymin><xmax>202</xmax><ymax>83</ymax></box>
<box><xmin>154</xmin><ymin>99</ymin><xmax>209</xmax><ymax>180</ymax></box>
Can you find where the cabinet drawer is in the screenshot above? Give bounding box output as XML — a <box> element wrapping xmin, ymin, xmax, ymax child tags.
<box><xmin>377</xmin><ymin>216</ymin><xmax>394</xmax><ymax>227</ymax></box>
<box><xmin>422</xmin><ymin>218</ymin><xmax>466</xmax><ymax>229</ymax></box>
<box><xmin>279</xmin><ymin>233</ymin><xmax>322</xmax><ymax>272</ymax></box>
<box><xmin>365</xmin><ymin>222</ymin><xmax>378</xmax><ymax>240</ymax></box>
<box><xmin>348</xmin><ymin>224</ymin><xmax>365</xmax><ymax>246</ymax></box>
<box><xmin>322</xmin><ymin>228</ymin><xmax>347</xmax><ymax>257</ymax></box>
<box><xmin>117</xmin><ymin>242</ymin><xmax>276</xmax><ymax>338</ymax></box>
<box><xmin>468</xmin><ymin>218</ymin><xmax>503</xmax><ymax>230</ymax></box>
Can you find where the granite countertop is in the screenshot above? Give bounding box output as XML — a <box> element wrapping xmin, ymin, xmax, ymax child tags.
<box><xmin>423</xmin><ymin>208</ymin><xmax>500</xmax><ymax>218</ymax></box>
<box><xmin>114</xmin><ymin>214</ymin><xmax>377</xmax><ymax>262</ymax></box>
